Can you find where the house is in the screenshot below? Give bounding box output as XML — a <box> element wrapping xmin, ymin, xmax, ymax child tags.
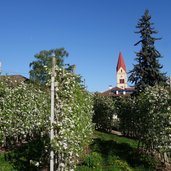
<box><xmin>101</xmin><ymin>87</ymin><xmax>135</xmax><ymax>97</ymax></box>
<box><xmin>100</xmin><ymin>52</ymin><xmax>135</xmax><ymax>96</ymax></box>
<box><xmin>0</xmin><ymin>75</ymin><xmax>29</xmax><ymax>86</ymax></box>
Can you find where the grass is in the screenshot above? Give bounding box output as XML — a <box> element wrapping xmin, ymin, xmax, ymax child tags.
<box><xmin>0</xmin><ymin>131</ymin><xmax>158</xmax><ymax>171</ymax></box>
<box><xmin>0</xmin><ymin>152</ymin><xmax>16</xmax><ymax>171</ymax></box>
<box><xmin>0</xmin><ymin>136</ymin><xmax>49</xmax><ymax>171</ymax></box>
<box><xmin>76</xmin><ymin>131</ymin><xmax>157</xmax><ymax>171</ymax></box>
<box><xmin>94</xmin><ymin>131</ymin><xmax>138</xmax><ymax>148</ymax></box>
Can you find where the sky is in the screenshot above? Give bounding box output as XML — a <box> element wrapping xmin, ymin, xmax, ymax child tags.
<box><xmin>0</xmin><ymin>0</ymin><xmax>171</xmax><ymax>92</ymax></box>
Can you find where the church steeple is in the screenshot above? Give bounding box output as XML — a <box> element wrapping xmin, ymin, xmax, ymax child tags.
<box><xmin>117</xmin><ymin>52</ymin><xmax>126</xmax><ymax>72</ymax></box>
<box><xmin>116</xmin><ymin>52</ymin><xmax>127</xmax><ymax>89</ymax></box>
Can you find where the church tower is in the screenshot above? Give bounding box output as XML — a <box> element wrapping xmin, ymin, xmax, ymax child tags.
<box><xmin>116</xmin><ymin>52</ymin><xmax>127</xmax><ymax>89</ymax></box>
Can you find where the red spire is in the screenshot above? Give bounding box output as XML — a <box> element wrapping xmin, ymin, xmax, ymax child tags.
<box><xmin>116</xmin><ymin>52</ymin><xmax>126</xmax><ymax>72</ymax></box>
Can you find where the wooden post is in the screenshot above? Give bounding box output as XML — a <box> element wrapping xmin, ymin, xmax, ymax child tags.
<box><xmin>50</xmin><ymin>54</ymin><xmax>56</xmax><ymax>171</ymax></box>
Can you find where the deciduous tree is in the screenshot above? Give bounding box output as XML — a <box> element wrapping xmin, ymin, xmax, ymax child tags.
<box><xmin>29</xmin><ymin>48</ymin><xmax>68</xmax><ymax>85</ymax></box>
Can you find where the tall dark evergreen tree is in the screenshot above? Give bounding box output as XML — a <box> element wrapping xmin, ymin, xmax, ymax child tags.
<box><xmin>129</xmin><ymin>10</ymin><xmax>166</xmax><ymax>93</ymax></box>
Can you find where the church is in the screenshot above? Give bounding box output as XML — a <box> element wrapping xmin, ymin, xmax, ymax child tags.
<box><xmin>101</xmin><ymin>52</ymin><xmax>135</xmax><ymax>96</ymax></box>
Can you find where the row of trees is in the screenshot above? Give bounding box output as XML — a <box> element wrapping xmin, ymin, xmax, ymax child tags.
<box><xmin>0</xmin><ymin>8</ymin><xmax>170</xmax><ymax>170</ymax></box>
<box><xmin>93</xmin><ymin>86</ymin><xmax>171</xmax><ymax>163</ymax></box>
<box><xmin>93</xmin><ymin>95</ymin><xmax>116</xmax><ymax>132</ymax></box>
<box><xmin>93</xmin><ymin>10</ymin><xmax>171</xmax><ymax>165</ymax></box>
<box><xmin>0</xmin><ymin>48</ymin><xmax>94</xmax><ymax>170</ymax></box>
<box><xmin>0</xmin><ymin>81</ymin><xmax>50</xmax><ymax>148</ymax></box>
<box><xmin>123</xmin><ymin>10</ymin><xmax>171</xmax><ymax>161</ymax></box>
<box><xmin>51</xmin><ymin>66</ymin><xmax>94</xmax><ymax>170</ymax></box>
<box><xmin>116</xmin><ymin>86</ymin><xmax>171</xmax><ymax>162</ymax></box>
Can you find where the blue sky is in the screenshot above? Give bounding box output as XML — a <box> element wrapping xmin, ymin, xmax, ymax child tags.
<box><xmin>0</xmin><ymin>0</ymin><xmax>171</xmax><ymax>92</ymax></box>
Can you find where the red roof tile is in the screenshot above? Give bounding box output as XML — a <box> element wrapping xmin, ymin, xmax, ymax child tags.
<box><xmin>116</xmin><ymin>52</ymin><xmax>126</xmax><ymax>72</ymax></box>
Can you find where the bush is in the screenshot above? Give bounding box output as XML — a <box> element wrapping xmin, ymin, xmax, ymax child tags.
<box><xmin>107</xmin><ymin>155</ymin><xmax>120</xmax><ymax>165</ymax></box>
<box><xmin>93</xmin><ymin>95</ymin><xmax>115</xmax><ymax>132</ymax></box>
<box><xmin>4</xmin><ymin>135</ymin><xmax>49</xmax><ymax>171</ymax></box>
<box><xmin>0</xmin><ymin>68</ymin><xmax>94</xmax><ymax>170</ymax></box>
<box><xmin>51</xmin><ymin>68</ymin><xmax>94</xmax><ymax>170</ymax></box>
<box><xmin>114</xmin><ymin>160</ymin><xmax>133</xmax><ymax>171</ymax></box>
<box><xmin>0</xmin><ymin>81</ymin><xmax>50</xmax><ymax>148</ymax></box>
<box><xmin>83</xmin><ymin>152</ymin><xmax>103</xmax><ymax>170</ymax></box>
<box><xmin>0</xmin><ymin>153</ymin><xmax>17</xmax><ymax>171</ymax></box>
<box><xmin>116</xmin><ymin>85</ymin><xmax>171</xmax><ymax>163</ymax></box>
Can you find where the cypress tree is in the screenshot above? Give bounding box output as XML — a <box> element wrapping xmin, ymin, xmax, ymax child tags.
<box><xmin>129</xmin><ymin>10</ymin><xmax>166</xmax><ymax>93</ymax></box>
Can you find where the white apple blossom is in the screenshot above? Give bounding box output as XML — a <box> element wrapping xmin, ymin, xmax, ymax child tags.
<box><xmin>0</xmin><ymin>67</ymin><xmax>94</xmax><ymax>170</ymax></box>
<box><xmin>50</xmin><ymin>67</ymin><xmax>94</xmax><ymax>170</ymax></box>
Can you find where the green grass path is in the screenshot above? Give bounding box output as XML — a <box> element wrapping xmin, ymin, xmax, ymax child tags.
<box><xmin>0</xmin><ymin>131</ymin><xmax>157</xmax><ymax>171</ymax></box>
<box><xmin>76</xmin><ymin>131</ymin><xmax>156</xmax><ymax>171</ymax></box>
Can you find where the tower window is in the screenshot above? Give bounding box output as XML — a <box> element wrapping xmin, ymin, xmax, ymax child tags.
<box><xmin>120</xmin><ymin>79</ymin><xmax>124</xmax><ymax>83</ymax></box>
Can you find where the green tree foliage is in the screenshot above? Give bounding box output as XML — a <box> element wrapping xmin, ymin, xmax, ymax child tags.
<box><xmin>129</xmin><ymin>10</ymin><xmax>166</xmax><ymax>93</ymax></box>
<box><xmin>29</xmin><ymin>48</ymin><xmax>68</xmax><ymax>85</ymax></box>
<box><xmin>116</xmin><ymin>86</ymin><xmax>171</xmax><ymax>163</ymax></box>
<box><xmin>93</xmin><ymin>95</ymin><xmax>115</xmax><ymax>132</ymax></box>
<box><xmin>52</xmin><ymin>67</ymin><xmax>94</xmax><ymax>170</ymax></box>
<box><xmin>0</xmin><ymin>67</ymin><xmax>94</xmax><ymax>170</ymax></box>
<box><xmin>115</xmin><ymin>96</ymin><xmax>138</xmax><ymax>137</ymax></box>
<box><xmin>0</xmin><ymin>81</ymin><xmax>50</xmax><ymax>148</ymax></box>
<box><xmin>136</xmin><ymin>86</ymin><xmax>171</xmax><ymax>157</ymax></box>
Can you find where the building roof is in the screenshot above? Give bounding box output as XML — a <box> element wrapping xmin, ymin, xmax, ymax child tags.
<box><xmin>0</xmin><ymin>75</ymin><xmax>29</xmax><ymax>85</ymax></box>
<box><xmin>116</xmin><ymin>52</ymin><xmax>126</xmax><ymax>72</ymax></box>
<box><xmin>100</xmin><ymin>86</ymin><xmax>135</xmax><ymax>97</ymax></box>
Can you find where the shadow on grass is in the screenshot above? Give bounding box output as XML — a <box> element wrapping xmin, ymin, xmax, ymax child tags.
<box><xmin>4</xmin><ymin>135</ymin><xmax>49</xmax><ymax>171</ymax></box>
<box><xmin>91</xmin><ymin>138</ymin><xmax>157</xmax><ymax>169</ymax></box>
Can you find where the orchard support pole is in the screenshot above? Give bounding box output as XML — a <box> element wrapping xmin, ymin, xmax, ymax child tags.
<box><xmin>50</xmin><ymin>54</ymin><xmax>56</xmax><ymax>171</ymax></box>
